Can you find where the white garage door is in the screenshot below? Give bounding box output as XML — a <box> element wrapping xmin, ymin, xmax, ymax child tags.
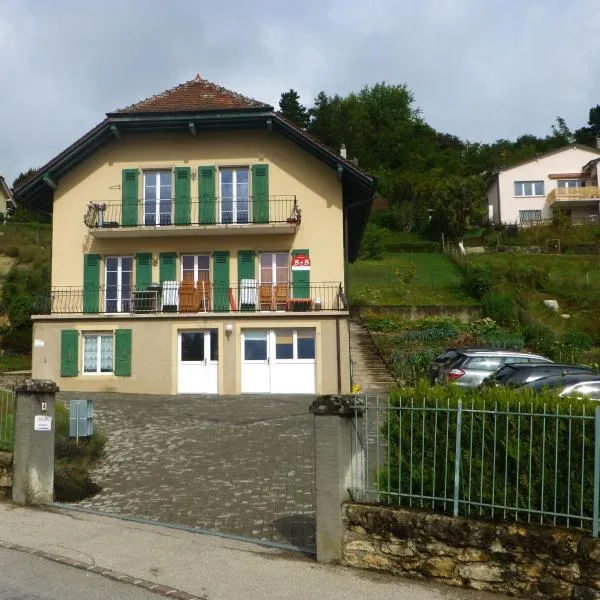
<box><xmin>241</xmin><ymin>328</ymin><xmax>316</xmax><ymax>394</ymax></box>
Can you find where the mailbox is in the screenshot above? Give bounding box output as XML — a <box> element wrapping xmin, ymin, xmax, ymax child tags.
<box><xmin>69</xmin><ymin>399</ymin><xmax>93</xmax><ymax>438</ymax></box>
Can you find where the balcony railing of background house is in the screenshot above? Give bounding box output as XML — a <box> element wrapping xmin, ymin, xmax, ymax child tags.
<box><xmin>36</xmin><ymin>282</ymin><xmax>347</xmax><ymax>315</ymax></box>
<box><xmin>84</xmin><ymin>196</ymin><xmax>301</xmax><ymax>230</ymax></box>
<box><xmin>547</xmin><ymin>187</ymin><xmax>600</xmax><ymax>204</ymax></box>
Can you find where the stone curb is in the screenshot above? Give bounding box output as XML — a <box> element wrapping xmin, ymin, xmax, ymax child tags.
<box><xmin>0</xmin><ymin>539</ymin><xmax>206</xmax><ymax>600</ymax></box>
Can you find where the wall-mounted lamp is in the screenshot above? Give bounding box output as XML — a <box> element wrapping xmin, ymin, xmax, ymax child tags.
<box><xmin>225</xmin><ymin>323</ymin><xmax>233</xmax><ymax>338</ymax></box>
<box><xmin>152</xmin><ymin>256</ymin><xmax>158</xmax><ymax>266</ymax></box>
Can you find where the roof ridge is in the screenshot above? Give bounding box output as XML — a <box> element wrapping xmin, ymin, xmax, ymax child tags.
<box><xmin>112</xmin><ymin>75</ymin><xmax>271</xmax><ymax>115</ymax></box>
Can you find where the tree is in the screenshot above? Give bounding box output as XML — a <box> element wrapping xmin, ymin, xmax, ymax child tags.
<box><xmin>427</xmin><ymin>175</ymin><xmax>487</xmax><ymax>240</ymax></box>
<box><xmin>278</xmin><ymin>89</ymin><xmax>309</xmax><ymax>129</ymax></box>
<box><xmin>574</xmin><ymin>105</ymin><xmax>600</xmax><ymax>148</ymax></box>
<box><xmin>12</xmin><ymin>168</ymin><xmax>38</xmax><ymax>189</ymax></box>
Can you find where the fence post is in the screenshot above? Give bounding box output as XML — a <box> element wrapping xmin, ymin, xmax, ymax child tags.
<box><xmin>594</xmin><ymin>407</ymin><xmax>600</xmax><ymax>537</ymax></box>
<box><xmin>453</xmin><ymin>399</ymin><xmax>463</xmax><ymax>517</ymax></box>
<box><xmin>12</xmin><ymin>379</ymin><xmax>59</xmax><ymax>505</ymax></box>
<box><xmin>310</xmin><ymin>394</ymin><xmax>363</xmax><ymax>563</ymax></box>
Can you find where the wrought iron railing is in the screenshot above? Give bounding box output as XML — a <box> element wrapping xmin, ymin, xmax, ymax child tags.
<box><xmin>84</xmin><ymin>196</ymin><xmax>301</xmax><ymax>229</ymax></box>
<box><xmin>0</xmin><ymin>389</ymin><xmax>15</xmax><ymax>452</ymax></box>
<box><xmin>35</xmin><ymin>282</ymin><xmax>347</xmax><ymax>314</ymax></box>
<box><xmin>349</xmin><ymin>395</ymin><xmax>600</xmax><ymax>535</ymax></box>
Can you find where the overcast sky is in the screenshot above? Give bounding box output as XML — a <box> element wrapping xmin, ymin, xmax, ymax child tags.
<box><xmin>1</xmin><ymin>0</ymin><xmax>599</xmax><ymax>184</ymax></box>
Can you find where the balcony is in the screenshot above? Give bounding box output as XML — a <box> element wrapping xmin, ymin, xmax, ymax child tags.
<box><xmin>35</xmin><ymin>282</ymin><xmax>347</xmax><ymax>316</ymax></box>
<box><xmin>548</xmin><ymin>186</ymin><xmax>600</xmax><ymax>204</ymax></box>
<box><xmin>84</xmin><ymin>196</ymin><xmax>301</xmax><ymax>238</ymax></box>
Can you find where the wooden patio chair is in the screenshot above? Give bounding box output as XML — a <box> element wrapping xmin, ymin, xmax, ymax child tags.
<box><xmin>274</xmin><ymin>284</ymin><xmax>289</xmax><ymax>311</ymax></box>
<box><xmin>179</xmin><ymin>280</ymin><xmax>199</xmax><ymax>312</ymax></box>
<box><xmin>259</xmin><ymin>284</ymin><xmax>274</xmax><ymax>311</ymax></box>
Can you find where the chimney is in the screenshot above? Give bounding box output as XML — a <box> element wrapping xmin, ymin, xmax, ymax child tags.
<box><xmin>339</xmin><ymin>144</ymin><xmax>347</xmax><ymax>159</ymax></box>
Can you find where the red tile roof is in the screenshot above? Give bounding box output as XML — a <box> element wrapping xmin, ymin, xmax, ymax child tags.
<box><xmin>112</xmin><ymin>74</ymin><xmax>272</xmax><ymax>114</ymax></box>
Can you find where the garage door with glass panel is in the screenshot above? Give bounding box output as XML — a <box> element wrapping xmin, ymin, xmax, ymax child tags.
<box><xmin>178</xmin><ymin>330</ymin><xmax>218</xmax><ymax>394</ymax></box>
<box><xmin>241</xmin><ymin>328</ymin><xmax>316</xmax><ymax>394</ymax></box>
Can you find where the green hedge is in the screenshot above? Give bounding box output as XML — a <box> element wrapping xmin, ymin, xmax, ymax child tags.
<box><xmin>379</xmin><ymin>384</ymin><xmax>597</xmax><ymax>529</ymax></box>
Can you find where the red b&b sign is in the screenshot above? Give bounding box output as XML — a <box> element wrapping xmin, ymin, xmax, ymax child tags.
<box><xmin>291</xmin><ymin>253</ymin><xmax>311</xmax><ymax>271</ymax></box>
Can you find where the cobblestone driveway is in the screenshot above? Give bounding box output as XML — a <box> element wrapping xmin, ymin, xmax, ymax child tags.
<box><xmin>58</xmin><ymin>393</ymin><xmax>316</xmax><ymax>550</ymax></box>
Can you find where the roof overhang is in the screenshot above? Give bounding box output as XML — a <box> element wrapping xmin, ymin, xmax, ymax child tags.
<box><xmin>13</xmin><ymin>111</ymin><xmax>375</xmax><ymax>261</ymax></box>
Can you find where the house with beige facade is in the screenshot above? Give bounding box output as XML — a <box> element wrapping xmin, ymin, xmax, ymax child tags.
<box><xmin>14</xmin><ymin>76</ymin><xmax>374</xmax><ymax>395</ymax></box>
<box><xmin>487</xmin><ymin>144</ymin><xmax>600</xmax><ymax>226</ymax></box>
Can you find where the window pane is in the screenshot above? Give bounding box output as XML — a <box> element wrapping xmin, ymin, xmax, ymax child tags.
<box><xmin>182</xmin><ymin>255</ymin><xmax>194</xmax><ymax>270</ymax></box>
<box><xmin>534</xmin><ymin>181</ymin><xmax>544</xmax><ymax>195</ymax></box>
<box><xmin>221</xmin><ymin>169</ymin><xmax>233</xmax><ymax>185</ymax></box>
<box><xmin>181</xmin><ymin>332</ymin><xmax>205</xmax><ymax>362</ymax></box>
<box><xmin>237</xmin><ymin>170</ymin><xmax>249</xmax><ymax>184</ymax></box>
<box><xmin>84</xmin><ymin>336</ymin><xmax>98</xmax><ymax>372</ymax></box>
<box><xmin>244</xmin><ymin>330</ymin><xmax>267</xmax><ymax>360</ymax></box>
<box><xmin>514</xmin><ymin>182</ymin><xmax>522</xmax><ymax>196</ymax></box>
<box><xmin>276</xmin><ymin>253</ymin><xmax>289</xmax><ymax>268</ymax></box>
<box><xmin>275</xmin><ymin>329</ymin><xmax>294</xmax><ymax>359</ymax></box>
<box><xmin>100</xmin><ymin>336</ymin><xmax>113</xmax><ymax>372</ymax></box>
<box><xmin>197</xmin><ymin>255</ymin><xmax>210</xmax><ymax>271</ymax></box>
<box><xmin>467</xmin><ymin>357</ymin><xmax>502</xmax><ymax>370</ymax></box>
<box><xmin>145</xmin><ymin>186</ymin><xmax>156</xmax><ymax>201</ymax></box>
<box><xmin>297</xmin><ymin>329</ymin><xmax>315</xmax><ymax>359</ymax></box>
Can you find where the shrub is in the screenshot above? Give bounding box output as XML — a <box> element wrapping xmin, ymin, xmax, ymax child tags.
<box><xmin>482</xmin><ymin>292</ymin><xmax>518</xmax><ymax>327</ymax></box>
<box><xmin>562</xmin><ymin>330</ymin><xmax>594</xmax><ymax>352</ymax></box>
<box><xmin>463</xmin><ymin>266</ymin><xmax>494</xmax><ymax>299</ymax></box>
<box><xmin>522</xmin><ymin>323</ymin><xmax>556</xmax><ymax>357</ymax></box>
<box><xmin>359</xmin><ymin>224</ymin><xmax>386</xmax><ymax>260</ymax></box>
<box><xmin>379</xmin><ymin>383</ymin><xmax>597</xmax><ymax>527</ymax></box>
<box><xmin>4</xmin><ymin>246</ymin><xmax>19</xmax><ymax>258</ymax></box>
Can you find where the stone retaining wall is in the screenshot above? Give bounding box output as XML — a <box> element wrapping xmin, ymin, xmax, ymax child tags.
<box><xmin>0</xmin><ymin>451</ymin><xmax>12</xmax><ymax>497</ymax></box>
<box><xmin>356</xmin><ymin>305</ymin><xmax>482</xmax><ymax>322</ymax></box>
<box><xmin>343</xmin><ymin>503</ymin><xmax>600</xmax><ymax>599</ymax></box>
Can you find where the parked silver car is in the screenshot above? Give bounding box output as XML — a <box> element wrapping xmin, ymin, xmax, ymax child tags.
<box><xmin>430</xmin><ymin>349</ymin><xmax>552</xmax><ymax>388</ymax></box>
<box><xmin>517</xmin><ymin>374</ymin><xmax>600</xmax><ymax>399</ymax></box>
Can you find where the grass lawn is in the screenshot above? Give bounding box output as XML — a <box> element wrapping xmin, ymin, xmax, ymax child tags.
<box><xmin>349</xmin><ymin>252</ymin><xmax>478</xmax><ymax>306</ymax></box>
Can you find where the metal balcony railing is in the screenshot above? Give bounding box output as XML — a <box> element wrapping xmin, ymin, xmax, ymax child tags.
<box><xmin>84</xmin><ymin>196</ymin><xmax>301</xmax><ymax>229</ymax></box>
<box><xmin>35</xmin><ymin>282</ymin><xmax>347</xmax><ymax>315</ymax></box>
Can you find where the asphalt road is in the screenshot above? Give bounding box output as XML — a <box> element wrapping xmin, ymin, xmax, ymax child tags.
<box><xmin>0</xmin><ymin>548</ymin><xmax>158</xmax><ymax>600</ymax></box>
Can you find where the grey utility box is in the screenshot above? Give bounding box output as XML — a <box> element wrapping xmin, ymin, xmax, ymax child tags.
<box><xmin>69</xmin><ymin>399</ymin><xmax>93</xmax><ymax>438</ymax></box>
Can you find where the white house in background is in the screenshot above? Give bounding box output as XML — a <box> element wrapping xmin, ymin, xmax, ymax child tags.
<box><xmin>487</xmin><ymin>144</ymin><xmax>600</xmax><ymax>226</ymax></box>
<box><xmin>0</xmin><ymin>176</ymin><xmax>16</xmax><ymax>216</ymax></box>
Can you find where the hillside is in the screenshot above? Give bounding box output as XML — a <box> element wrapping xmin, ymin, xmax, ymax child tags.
<box><xmin>350</xmin><ymin>230</ymin><xmax>600</xmax><ymax>384</ymax></box>
<box><xmin>0</xmin><ymin>222</ymin><xmax>51</xmax><ymax>371</ymax></box>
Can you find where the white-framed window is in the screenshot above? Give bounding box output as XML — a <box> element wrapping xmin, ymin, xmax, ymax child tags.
<box><xmin>83</xmin><ymin>333</ymin><xmax>113</xmax><ymax>374</ymax></box>
<box><xmin>260</xmin><ymin>252</ymin><xmax>289</xmax><ymax>286</ymax></box>
<box><xmin>143</xmin><ymin>170</ymin><xmax>172</xmax><ymax>225</ymax></box>
<box><xmin>274</xmin><ymin>329</ymin><xmax>316</xmax><ymax>361</ymax></box>
<box><xmin>557</xmin><ymin>179</ymin><xmax>586</xmax><ymax>189</ymax></box>
<box><xmin>181</xmin><ymin>254</ymin><xmax>210</xmax><ymax>283</ymax></box>
<box><xmin>514</xmin><ymin>181</ymin><xmax>544</xmax><ymax>196</ymax></box>
<box><xmin>220</xmin><ymin>168</ymin><xmax>249</xmax><ymax>224</ymax></box>
<box><xmin>519</xmin><ymin>210</ymin><xmax>542</xmax><ymax>224</ymax></box>
<box><xmin>105</xmin><ymin>256</ymin><xmax>133</xmax><ymax>313</ymax></box>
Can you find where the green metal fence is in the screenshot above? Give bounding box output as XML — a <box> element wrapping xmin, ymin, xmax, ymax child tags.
<box><xmin>349</xmin><ymin>395</ymin><xmax>600</xmax><ymax>535</ymax></box>
<box><xmin>0</xmin><ymin>389</ymin><xmax>15</xmax><ymax>452</ymax></box>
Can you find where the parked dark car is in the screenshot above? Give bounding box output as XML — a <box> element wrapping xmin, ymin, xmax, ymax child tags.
<box><xmin>429</xmin><ymin>349</ymin><xmax>552</xmax><ymax>388</ymax></box>
<box><xmin>483</xmin><ymin>363</ymin><xmax>598</xmax><ymax>388</ymax></box>
<box><xmin>517</xmin><ymin>374</ymin><xmax>600</xmax><ymax>399</ymax></box>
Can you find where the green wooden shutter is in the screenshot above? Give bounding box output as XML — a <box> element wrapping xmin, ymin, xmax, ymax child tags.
<box><xmin>213</xmin><ymin>251</ymin><xmax>230</xmax><ymax>312</ymax></box>
<box><xmin>159</xmin><ymin>252</ymin><xmax>177</xmax><ymax>282</ymax></box>
<box><xmin>291</xmin><ymin>249</ymin><xmax>310</xmax><ymax>299</ymax></box>
<box><xmin>83</xmin><ymin>254</ymin><xmax>100</xmax><ymax>313</ymax></box>
<box><xmin>199</xmin><ymin>166</ymin><xmax>216</xmax><ymax>224</ymax></box>
<box><xmin>61</xmin><ymin>330</ymin><xmax>79</xmax><ymax>377</ymax></box>
<box><xmin>114</xmin><ymin>329</ymin><xmax>132</xmax><ymax>377</ymax></box>
<box><xmin>122</xmin><ymin>169</ymin><xmax>139</xmax><ymax>227</ymax></box>
<box><xmin>136</xmin><ymin>253</ymin><xmax>152</xmax><ymax>291</ymax></box>
<box><xmin>252</xmin><ymin>164</ymin><xmax>269</xmax><ymax>224</ymax></box>
<box><xmin>174</xmin><ymin>167</ymin><xmax>191</xmax><ymax>225</ymax></box>
<box><xmin>238</xmin><ymin>250</ymin><xmax>256</xmax><ymax>311</ymax></box>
